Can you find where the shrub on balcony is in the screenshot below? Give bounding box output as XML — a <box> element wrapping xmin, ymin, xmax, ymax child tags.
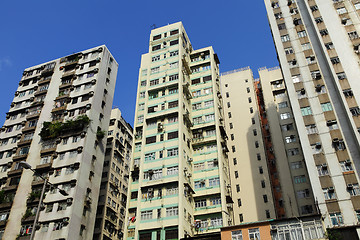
<box><xmin>39</xmin><ymin>115</ymin><xmax>90</xmax><ymax>140</ymax></box>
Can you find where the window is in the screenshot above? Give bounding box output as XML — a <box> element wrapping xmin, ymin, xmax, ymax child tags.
<box><xmin>152</xmin><ymin>45</ymin><xmax>161</xmax><ymax>51</ymax></box>
<box><xmin>169</xmin><ymin>50</ymin><xmax>178</xmax><ymax>57</ymax></box>
<box><xmin>321</xmin><ymin>102</ymin><xmax>333</xmax><ymax>112</ymax></box>
<box><xmin>350</xmin><ymin>107</ymin><xmax>360</xmax><ymax>116</ymax></box>
<box><xmin>192</xmin><ymin>103</ymin><xmax>201</xmax><ymax>111</ymax></box>
<box><xmin>238</xmin><ymin>198</ymin><xmax>242</xmax><ymax>207</ymax></box>
<box><xmin>234</xmin><ymin>171</ymin><xmax>239</xmax><ymax>178</ymax></box>
<box><xmin>330</xmin><ymin>213</ymin><xmax>343</xmax><ymax>226</ymax></box>
<box><xmin>169</xmin><ymin>62</ymin><xmax>178</xmax><ymax>69</ymax></box>
<box><xmin>191</xmin><ymin>78</ymin><xmax>201</xmax><ymax>85</ymax></box>
<box><xmin>320</xmin><ymin>29</ymin><xmax>329</xmax><ymax>36</ymax></box>
<box><xmin>301</xmin><ymin>107</ymin><xmax>312</xmax><ymax>116</ymax></box>
<box><xmin>297</xmin><ymin>30</ymin><xmax>307</xmax><ymax>38</ymax></box>
<box><xmin>151</xmin><ymin>67</ymin><xmax>160</xmax><ymax>74</ymax></box>
<box><xmin>141</xmin><ymin>210</ymin><xmax>153</xmax><ymax>220</ymax></box>
<box><xmin>259</xmin><ymin>167</ymin><xmax>263</xmax><ymax>174</ymax></box>
<box><xmin>278</xmin><ymin>23</ymin><xmax>286</xmax><ymax>30</ymax></box>
<box><xmin>170</xmin><ymin>39</ymin><xmax>178</xmax><ymax>46</ymax></box>
<box><xmin>348</xmin><ymin>31</ymin><xmax>359</xmax><ymax>40</ymax></box>
<box><xmin>205</xmin><ymin>114</ymin><xmax>215</xmax><ymax>122</ymax></box>
<box><xmin>204</xmin><ymin>87</ymin><xmax>212</xmax><ymax>95</ymax></box>
<box><xmin>168</xmin><ymin>131</ymin><xmax>178</xmax><ymax>140</ymax></box>
<box><xmin>167</xmin><ymin>148</ymin><xmax>178</xmax><ymax>157</ymax></box>
<box><xmin>168</xmin><ymin>100</ymin><xmax>178</xmax><ymax>108</ymax></box>
<box><xmin>195</xmin><ymin>180</ymin><xmax>206</xmax><ymax>189</ymax></box>
<box><xmin>169</xmin><ymin>74</ymin><xmax>178</xmax><ymax>81</ymax></box>
<box><xmin>284</xmin><ymin>47</ymin><xmax>294</xmax><ymax>55</ymax></box>
<box><xmin>305</xmin><ymin>124</ymin><xmax>318</xmax><ymax>134</ymax></box>
<box><xmin>347</xmin><ymin>184</ymin><xmax>360</xmax><ymax>196</ymax></box>
<box><xmin>263</xmin><ymin>195</ymin><xmax>268</xmax><ymax>203</ymax></box>
<box><xmin>239</xmin><ymin>214</ymin><xmax>244</xmax><ymax>222</ymax></box>
<box><xmin>145</xmin><ymin>152</ymin><xmax>155</xmax><ymax>161</ymax></box>
<box><xmin>294</xmin><ymin>175</ymin><xmax>306</xmax><ymax>184</ymax></box>
<box><xmin>336</xmin><ymin>7</ymin><xmax>347</xmax><ymax>14</ymax></box>
<box><xmin>167</xmin><ymin>166</ymin><xmax>178</xmax><ymax>176</ymax></box>
<box><xmin>137</xmin><ymin>115</ymin><xmax>144</xmax><ymax>124</ymax></box>
<box><xmin>209</xmin><ymin>177</ymin><xmax>220</xmax><ymax>187</ymax></box>
<box><xmin>281</xmin><ymin>34</ymin><xmax>290</xmax><ymax>42</ymax></box>
<box><xmin>195</xmin><ymin>199</ymin><xmax>207</xmax><ymax>208</ymax></box>
<box><xmin>255</xmin><ymin>141</ymin><xmax>259</xmax><ymax>148</ymax></box>
<box><xmin>302</xmin><ymin>43</ymin><xmax>312</xmax><ymax>50</ymax></box>
<box><xmin>278</xmin><ymin>101</ymin><xmax>288</xmax><ymax>109</ymax></box>
<box><xmin>152</xmin><ymin>55</ymin><xmax>160</xmax><ymax>62</ymax></box>
<box><xmin>340</xmin><ymin>161</ymin><xmax>353</xmax><ymax>172</ymax></box>
<box><xmin>166</xmin><ymin>186</ymin><xmax>178</xmax><ymax>196</ymax></box>
<box><xmin>288</xmin><ymin>148</ymin><xmax>300</xmax><ymax>156</ymax></box>
<box><xmin>166</xmin><ymin>206</ymin><xmax>178</xmax><ymax>217</ymax></box>
<box><xmin>297</xmin><ymin>189</ymin><xmax>310</xmax><ymax>199</ymax></box>
<box><xmin>317</xmin><ymin>165</ymin><xmax>329</xmax><ymax>176</ymax></box>
<box><xmin>248</xmin><ymin>228</ymin><xmax>260</xmax><ymax>240</ymax></box>
<box><xmin>280</xmin><ymin>112</ymin><xmax>291</xmax><ymax>120</ymax></box>
<box><xmin>331</xmin><ymin>57</ymin><xmax>340</xmax><ymax>64</ymax></box>
<box><xmin>292</xmin><ymin>75</ymin><xmax>302</xmax><ymax>83</ymax></box>
<box><xmin>310</xmin><ymin>5</ymin><xmax>318</xmax><ymax>11</ymax></box>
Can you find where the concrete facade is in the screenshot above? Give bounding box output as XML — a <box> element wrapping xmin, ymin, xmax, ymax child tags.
<box><xmin>124</xmin><ymin>22</ymin><xmax>233</xmax><ymax>240</ymax></box>
<box><xmin>0</xmin><ymin>45</ymin><xmax>117</xmax><ymax>239</ymax></box>
<box><xmin>220</xmin><ymin>67</ymin><xmax>316</xmax><ymax>226</ymax></box>
<box><xmin>93</xmin><ymin>108</ymin><xmax>133</xmax><ymax>240</ymax></box>
<box><xmin>264</xmin><ymin>0</ymin><xmax>360</xmax><ymax>232</ymax></box>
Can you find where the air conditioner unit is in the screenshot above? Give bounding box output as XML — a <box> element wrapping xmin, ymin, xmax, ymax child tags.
<box><xmin>270</xmin><ymin>225</ymin><xmax>277</xmax><ymax>231</ymax></box>
<box><xmin>347</xmin><ymin>184</ymin><xmax>353</xmax><ymax>189</ymax></box>
<box><xmin>184</xmin><ymin>167</ymin><xmax>188</xmax><ymax>172</ymax></box>
<box><xmin>67</xmin><ymin>199</ymin><xmax>72</xmax><ymax>204</ymax></box>
<box><xmin>322</xmin><ymin>164</ymin><xmax>328</xmax><ymax>169</ymax></box>
<box><xmin>200</xmin><ymin>179</ymin><xmax>206</xmax><ymax>184</ymax></box>
<box><xmin>226</xmin><ymin>203</ymin><xmax>233</xmax><ymax>208</ymax></box>
<box><xmin>148</xmin><ymin>188</ymin><xmax>153</xmax><ymax>192</ymax></box>
<box><xmin>328</xmin><ymin>187</ymin><xmax>334</xmax><ymax>192</ymax></box>
<box><xmin>187</xmin><ymin>158</ymin><xmax>193</xmax><ymax>162</ymax></box>
<box><xmin>226</xmin><ymin>184</ymin><xmax>231</xmax><ymax>188</ymax></box>
<box><xmin>345</xmin><ymin>159</ymin><xmax>351</xmax><ymax>165</ymax></box>
<box><xmin>186</xmin><ymin>173</ymin><xmax>192</xmax><ymax>178</ymax></box>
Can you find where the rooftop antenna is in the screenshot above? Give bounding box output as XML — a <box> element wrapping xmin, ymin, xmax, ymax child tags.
<box><xmin>151</xmin><ymin>24</ymin><xmax>156</xmax><ymax>29</ymax></box>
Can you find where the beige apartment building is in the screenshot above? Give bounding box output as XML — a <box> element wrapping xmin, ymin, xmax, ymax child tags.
<box><xmin>124</xmin><ymin>22</ymin><xmax>233</xmax><ymax>240</ymax></box>
<box><xmin>264</xmin><ymin>0</ymin><xmax>360</xmax><ymax>235</ymax></box>
<box><xmin>93</xmin><ymin>108</ymin><xmax>133</xmax><ymax>240</ymax></box>
<box><xmin>0</xmin><ymin>45</ymin><xmax>117</xmax><ymax>239</ymax></box>
<box><xmin>220</xmin><ymin>67</ymin><xmax>315</xmax><ymax>226</ymax></box>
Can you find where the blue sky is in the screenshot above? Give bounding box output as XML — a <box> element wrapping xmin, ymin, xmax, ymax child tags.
<box><xmin>0</xmin><ymin>0</ymin><xmax>278</xmax><ymax>126</ymax></box>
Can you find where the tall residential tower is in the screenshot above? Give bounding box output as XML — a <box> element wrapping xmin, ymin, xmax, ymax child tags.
<box><xmin>265</xmin><ymin>0</ymin><xmax>360</xmax><ymax>234</ymax></box>
<box><xmin>0</xmin><ymin>46</ymin><xmax>117</xmax><ymax>239</ymax></box>
<box><xmin>125</xmin><ymin>22</ymin><xmax>232</xmax><ymax>240</ymax></box>
<box><xmin>220</xmin><ymin>67</ymin><xmax>316</xmax><ymax>226</ymax></box>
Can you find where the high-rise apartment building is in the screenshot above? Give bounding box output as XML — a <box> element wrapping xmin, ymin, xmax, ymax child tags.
<box><xmin>93</xmin><ymin>108</ymin><xmax>133</xmax><ymax>240</ymax></box>
<box><xmin>0</xmin><ymin>45</ymin><xmax>117</xmax><ymax>239</ymax></box>
<box><xmin>220</xmin><ymin>67</ymin><xmax>315</xmax><ymax>226</ymax></box>
<box><xmin>125</xmin><ymin>22</ymin><xmax>233</xmax><ymax>240</ymax></box>
<box><xmin>220</xmin><ymin>68</ymin><xmax>277</xmax><ymax>224</ymax></box>
<box><xmin>265</xmin><ymin>0</ymin><xmax>360</xmax><ymax>234</ymax></box>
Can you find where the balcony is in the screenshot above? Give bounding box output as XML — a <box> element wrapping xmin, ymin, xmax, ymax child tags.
<box><xmin>51</xmin><ymin>105</ymin><xmax>67</xmax><ymax>113</ymax></box>
<box><xmin>7</xmin><ymin>168</ymin><xmax>23</xmax><ymax>177</ymax></box>
<box><xmin>12</xmin><ymin>153</ymin><xmax>28</xmax><ymax>161</ymax></box>
<box><xmin>38</xmin><ymin>77</ymin><xmax>51</xmax><ymax>85</ymax></box>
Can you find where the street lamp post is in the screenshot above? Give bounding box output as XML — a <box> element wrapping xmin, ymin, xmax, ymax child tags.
<box><xmin>19</xmin><ymin>161</ymin><xmax>68</xmax><ymax>240</ymax></box>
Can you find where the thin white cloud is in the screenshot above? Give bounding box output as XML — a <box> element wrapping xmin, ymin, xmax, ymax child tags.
<box><xmin>0</xmin><ymin>57</ymin><xmax>12</xmax><ymax>71</ymax></box>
